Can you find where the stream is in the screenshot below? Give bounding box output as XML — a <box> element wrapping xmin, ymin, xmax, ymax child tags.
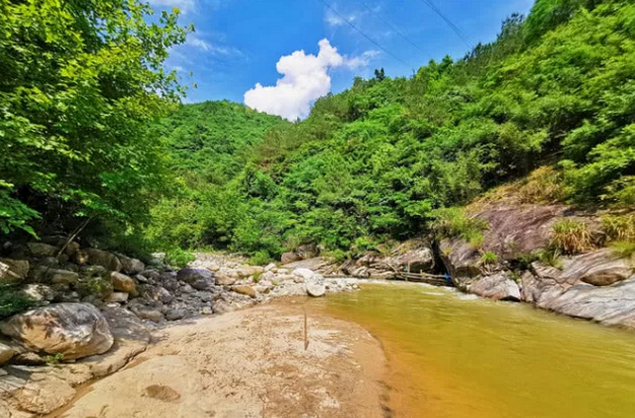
<box><xmin>313</xmin><ymin>283</ymin><xmax>635</xmax><ymax>418</ymax></box>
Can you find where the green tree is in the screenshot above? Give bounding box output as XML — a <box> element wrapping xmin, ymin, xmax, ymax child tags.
<box><xmin>0</xmin><ymin>0</ymin><xmax>190</xmax><ymax>241</ymax></box>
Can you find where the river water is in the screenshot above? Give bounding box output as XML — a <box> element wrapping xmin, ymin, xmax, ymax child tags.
<box><xmin>314</xmin><ymin>283</ymin><xmax>635</xmax><ymax>418</ymax></box>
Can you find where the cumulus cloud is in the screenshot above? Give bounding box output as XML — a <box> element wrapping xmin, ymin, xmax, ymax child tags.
<box><xmin>244</xmin><ymin>39</ymin><xmax>374</xmax><ymax>121</ymax></box>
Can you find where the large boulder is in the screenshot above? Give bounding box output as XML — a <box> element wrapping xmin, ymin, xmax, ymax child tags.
<box><xmin>0</xmin><ymin>259</ymin><xmax>29</xmax><ymax>284</ymax></box>
<box><xmin>0</xmin><ymin>341</ymin><xmax>18</xmax><ymax>365</ymax></box>
<box><xmin>85</xmin><ymin>249</ymin><xmax>122</xmax><ymax>272</ymax></box>
<box><xmin>110</xmin><ymin>272</ymin><xmax>136</xmax><ymax>293</ymax></box>
<box><xmin>215</xmin><ymin>271</ymin><xmax>237</xmax><ymax>286</ymax></box>
<box><xmin>48</xmin><ymin>269</ymin><xmax>79</xmax><ymax>285</ymax></box>
<box><xmin>176</xmin><ymin>268</ymin><xmax>214</xmax><ymax>284</ymax></box>
<box><xmin>306</xmin><ymin>282</ymin><xmax>326</xmax><ymax>297</ymax></box>
<box><xmin>0</xmin><ymin>303</ymin><xmax>113</xmax><ymax>360</ymax></box>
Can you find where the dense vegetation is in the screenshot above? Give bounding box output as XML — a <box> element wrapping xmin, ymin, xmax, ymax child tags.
<box><xmin>148</xmin><ymin>0</ymin><xmax>635</xmax><ymax>262</ymax></box>
<box><xmin>2</xmin><ymin>0</ymin><xmax>635</xmax><ymax>265</ymax></box>
<box><xmin>0</xmin><ymin>0</ymin><xmax>189</xmax><ymax>247</ymax></box>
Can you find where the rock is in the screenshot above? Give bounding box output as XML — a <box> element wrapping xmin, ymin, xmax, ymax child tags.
<box><xmin>64</xmin><ymin>241</ymin><xmax>80</xmax><ymax>257</ymax></box>
<box><xmin>542</xmin><ymin>277</ymin><xmax>635</xmax><ymax>329</ymax></box>
<box><xmin>264</xmin><ymin>263</ymin><xmax>277</xmax><ymax>272</ymax></box>
<box><xmin>0</xmin><ymin>341</ymin><xmax>18</xmax><ymax>365</ymax></box>
<box><xmin>48</xmin><ymin>269</ymin><xmax>79</xmax><ymax>285</ymax></box>
<box><xmin>468</xmin><ymin>273</ymin><xmax>521</xmax><ymax>301</ymax></box>
<box><xmin>561</xmin><ymin>249</ymin><xmax>633</xmax><ymax>287</ymax></box>
<box><xmin>237</xmin><ymin>266</ymin><xmax>264</xmax><ymax>278</ymax></box>
<box><xmin>176</xmin><ymin>268</ymin><xmax>214</xmax><ymax>284</ymax></box>
<box><xmin>232</xmin><ymin>285</ymin><xmax>257</xmax><ymax>298</ymax></box>
<box><xmin>118</xmin><ymin>255</ymin><xmax>145</xmax><ymax>275</ymax></box>
<box><xmin>147</xmin><ymin>286</ymin><xmax>174</xmax><ymax>304</ymax></box>
<box><xmin>284</xmin><ymin>257</ymin><xmax>332</xmax><ymax>272</ymax></box>
<box><xmin>12</xmin><ymin>374</ymin><xmax>76</xmax><ymax>414</ymax></box>
<box><xmin>81</xmin><ymin>306</ymin><xmax>150</xmax><ymax>378</ymax></box>
<box><xmin>142</xmin><ymin>270</ymin><xmax>162</xmax><ymax>280</ymax></box>
<box><xmin>0</xmin><ymin>259</ymin><xmax>29</xmax><ymax>284</ymax></box>
<box><xmin>106</xmin><ymin>292</ymin><xmax>129</xmax><ymax>303</ymax></box>
<box><xmin>20</xmin><ymin>284</ymin><xmax>56</xmax><ymax>302</ymax></box>
<box><xmin>166</xmin><ymin>309</ymin><xmax>186</xmax><ymax>321</ymax></box>
<box><xmin>12</xmin><ymin>351</ymin><xmax>46</xmax><ymax>365</ymax></box>
<box><xmin>0</xmin><ymin>303</ymin><xmax>114</xmax><ymax>360</ymax></box>
<box><xmin>293</xmin><ymin>268</ymin><xmax>315</xmax><ymax>282</ymax></box>
<box><xmin>37</xmin><ymin>256</ymin><xmax>60</xmax><ymax>268</ymax></box>
<box><xmin>306</xmin><ymin>282</ymin><xmax>326</xmax><ymax>297</ymax></box>
<box><xmin>191</xmin><ymin>278</ymin><xmax>213</xmax><ymax>291</ymax></box>
<box><xmin>81</xmin><ymin>264</ymin><xmax>108</xmax><ymax>279</ymax></box>
<box><xmin>215</xmin><ymin>272</ymin><xmax>237</xmax><ymax>286</ymax></box>
<box><xmin>27</xmin><ymin>243</ymin><xmax>58</xmax><ymax>258</ymax></box>
<box><xmin>85</xmin><ymin>248</ymin><xmax>122</xmax><ymax>272</ymax></box>
<box><xmin>296</xmin><ymin>243</ymin><xmax>319</xmax><ymax>259</ymax></box>
<box><xmin>281</xmin><ymin>252</ymin><xmax>301</xmax><ymax>264</ymax></box>
<box><xmin>74</xmin><ymin>250</ymin><xmax>89</xmax><ymax>265</ymax></box>
<box><xmin>133</xmin><ymin>308</ymin><xmax>164</xmax><ymax>323</ymax></box>
<box><xmin>110</xmin><ymin>272</ymin><xmax>136</xmax><ymax>293</ymax></box>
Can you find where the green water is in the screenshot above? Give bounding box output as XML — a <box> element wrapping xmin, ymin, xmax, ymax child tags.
<box><xmin>318</xmin><ymin>283</ymin><xmax>635</xmax><ymax>418</ymax></box>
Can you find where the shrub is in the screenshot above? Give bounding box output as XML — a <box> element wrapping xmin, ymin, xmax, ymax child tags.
<box><xmin>550</xmin><ymin>219</ymin><xmax>593</xmax><ymax>255</ymax></box>
<box><xmin>165</xmin><ymin>248</ymin><xmax>195</xmax><ymax>268</ymax></box>
<box><xmin>250</xmin><ymin>251</ymin><xmax>272</xmax><ymax>266</ymax></box>
<box><xmin>0</xmin><ymin>287</ymin><xmax>35</xmax><ymax>319</ymax></box>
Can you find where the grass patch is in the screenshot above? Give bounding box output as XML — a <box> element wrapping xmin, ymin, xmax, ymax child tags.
<box><xmin>537</xmin><ymin>248</ymin><xmax>563</xmax><ymax>269</ymax></box>
<box><xmin>550</xmin><ymin>219</ymin><xmax>593</xmax><ymax>255</ymax></box>
<box><xmin>610</xmin><ymin>241</ymin><xmax>635</xmax><ymax>259</ymax></box>
<box><xmin>432</xmin><ymin>207</ymin><xmax>488</xmax><ymax>249</ymax></box>
<box><xmin>479</xmin><ymin>251</ymin><xmax>498</xmax><ymax>265</ymax></box>
<box><xmin>602</xmin><ymin>214</ymin><xmax>635</xmax><ymax>242</ymax></box>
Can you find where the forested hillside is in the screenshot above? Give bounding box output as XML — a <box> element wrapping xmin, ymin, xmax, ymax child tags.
<box><xmin>2</xmin><ymin>0</ymin><xmax>634</xmax><ymax>265</ymax></box>
<box><xmin>148</xmin><ymin>0</ymin><xmax>635</xmax><ymax>263</ymax></box>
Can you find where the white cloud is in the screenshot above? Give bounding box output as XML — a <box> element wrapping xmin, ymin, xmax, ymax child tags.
<box><xmin>324</xmin><ymin>8</ymin><xmax>360</xmax><ymax>27</ymax></box>
<box><xmin>244</xmin><ymin>39</ymin><xmax>376</xmax><ymax>121</ymax></box>
<box><xmin>186</xmin><ymin>35</ymin><xmax>242</xmax><ymax>56</ymax></box>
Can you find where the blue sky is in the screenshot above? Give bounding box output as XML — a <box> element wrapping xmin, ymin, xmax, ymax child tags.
<box><xmin>151</xmin><ymin>0</ymin><xmax>535</xmax><ymax>118</ymax></box>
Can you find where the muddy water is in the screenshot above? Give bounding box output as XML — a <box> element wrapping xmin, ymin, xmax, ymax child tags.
<box><xmin>314</xmin><ymin>283</ymin><xmax>635</xmax><ymax>418</ymax></box>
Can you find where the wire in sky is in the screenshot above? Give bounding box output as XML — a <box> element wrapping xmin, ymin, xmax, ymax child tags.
<box><xmin>417</xmin><ymin>0</ymin><xmax>474</xmax><ymax>50</ymax></box>
<box><xmin>315</xmin><ymin>0</ymin><xmax>413</xmax><ymax>70</ymax></box>
<box><xmin>356</xmin><ymin>0</ymin><xmax>430</xmax><ymax>58</ymax></box>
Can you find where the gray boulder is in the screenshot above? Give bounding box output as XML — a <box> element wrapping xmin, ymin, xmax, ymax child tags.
<box><xmin>0</xmin><ymin>259</ymin><xmax>29</xmax><ymax>284</ymax></box>
<box><xmin>0</xmin><ymin>303</ymin><xmax>114</xmax><ymax>360</ymax></box>
<box><xmin>176</xmin><ymin>268</ymin><xmax>214</xmax><ymax>284</ymax></box>
<box><xmin>28</xmin><ymin>242</ymin><xmax>58</xmax><ymax>258</ymax></box>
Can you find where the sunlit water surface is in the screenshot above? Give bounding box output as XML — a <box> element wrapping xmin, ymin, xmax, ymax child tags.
<box><xmin>311</xmin><ymin>283</ymin><xmax>635</xmax><ymax>418</ymax></box>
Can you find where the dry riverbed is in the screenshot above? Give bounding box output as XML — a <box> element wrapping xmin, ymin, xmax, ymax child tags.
<box><xmin>46</xmin><ymin>300</ymin><xmax>389</xmax><ymax>418</ymax></box>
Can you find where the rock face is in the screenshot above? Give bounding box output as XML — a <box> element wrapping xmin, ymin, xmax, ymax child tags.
<box><xmin>0</xmin><ymin>303</ymin><xmax>114</xmax><ymax>360</ymax></box>
<box><xmin>439</xmin><ymin>203</ymin><xmax>635</xmax><ymax>329</ymax></box>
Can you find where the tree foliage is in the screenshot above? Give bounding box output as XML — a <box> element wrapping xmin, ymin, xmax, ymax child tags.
<box><xmin>0</xmin><ymin>0</ymin><xmax>189</xmax><ymax>242</ymax></box>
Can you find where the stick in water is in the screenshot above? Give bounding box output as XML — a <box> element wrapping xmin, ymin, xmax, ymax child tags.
<box><xmin>304</xmin><ymin>309</ymin><xmax>309</xmax><ymax>350</ymax></box>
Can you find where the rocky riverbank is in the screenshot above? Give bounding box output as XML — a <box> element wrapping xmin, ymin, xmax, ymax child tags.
<box><xmin>285</xmin><ymin>204</ymin><xmax>635</xmax><ymax>331</ymax></box>
<box><xmin>0</xmin><ymin>240</ymin><xmax>361</xmax><ymax>416</ymax></box>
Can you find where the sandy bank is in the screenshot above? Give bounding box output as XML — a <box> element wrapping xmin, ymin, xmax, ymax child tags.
<box><xmin>47</xmin><ymin>300</ymin><xmax>389</xmax><ymax>418</ymax></box>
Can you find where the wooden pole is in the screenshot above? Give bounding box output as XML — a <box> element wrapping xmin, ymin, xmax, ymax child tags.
<box><xmin>303</xmin><ymin>309</ymin><xmax>309</xmax><ymax>350</ymax></box>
